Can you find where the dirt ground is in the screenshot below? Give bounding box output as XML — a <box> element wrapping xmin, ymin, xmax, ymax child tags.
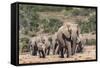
<box><xmin>19</xmin><ymin>45</ymin><xmax>96</xmax><ymax>64</ymax></box>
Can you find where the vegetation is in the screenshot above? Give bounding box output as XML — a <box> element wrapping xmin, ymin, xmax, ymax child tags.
<box><xmin>19</xmin><ymin>4</ymin><xmax>96</xmax><ymax>53</ymax></box>
<box><xmin>77</xmin><ymin>12</ymin><xmax>96</xmax><ymax>34</ymax></box>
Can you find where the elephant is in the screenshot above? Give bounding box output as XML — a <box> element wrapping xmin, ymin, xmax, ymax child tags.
<box><xmin>37</xmin><ymin>41</ymin><xmax>46</xmax><ymax>58</ymax></box>
<box><xmin>50</xmin><ymin>33</ymin><xmax>60</xmax><ymax>55</ymax></box>
<box><xmin>70</xmin><ymin>25</ymin><xmax>80</xmax><ymax>55</ymax></box>
<box><xmin>28</xmin><ymin>36</ymin><xmax>41</xmax><ymax>56</ymax></box>
<box><xmin>28</xmin><ymin>35</ymin><xmax>51</xmax><ymax>58</ymax></box>
<box><xmin>56</xmin><ymin>23</ymin><xmax>80</xmax><ymax>58</ymax></box>
<box><xmin>75</xmin><ymin>35</ymin><xmax>85</xmax><ymax>53</ymax></box>
<box><xmin>76</xmin><ymin>41</ymin><xmax>84</xmax><ymax>53</ymax></box>
<box><xmin>41</xmin><ymin>35</ymin><xmax>51</xmax><ymax>55</ymax></box>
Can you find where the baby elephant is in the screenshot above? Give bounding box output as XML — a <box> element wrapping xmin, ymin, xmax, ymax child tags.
<box><xmin>37</xmin><ymin>42</ymin><xmax>46</xmax><ymax>58</ymax></box>
<box><xmin>29</xmin><ymin>35</ymin><xmax>51</xmax><ymax>58</ymax></box>
<box><xmin>37</xmin><ymin>35</ymin><xmax>51</xmax><ymax>58</ymax></box>
<box><xmin>75</xmin><ymin>37</ymin><xmax>84</xmax><ymax>53</ymax></box>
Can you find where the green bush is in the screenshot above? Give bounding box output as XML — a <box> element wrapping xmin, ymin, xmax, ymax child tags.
<box><xmin>77</xmin><ymin>14</ymin><xmax>96</xmax><ymax>34</ymax></box>
<box><xmin>41</xmin><ymin>18</ymin><xmax>63</xmax><ymax>33</ymax></box>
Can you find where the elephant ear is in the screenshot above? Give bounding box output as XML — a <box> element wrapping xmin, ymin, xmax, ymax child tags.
<box><xmin>76</xmin><ymin>25</ymin><xmax>80</xmax><ymax>37</ymax></box>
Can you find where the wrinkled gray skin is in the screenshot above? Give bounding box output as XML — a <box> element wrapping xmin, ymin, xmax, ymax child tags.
<box><xmin>37</xmin><ymin>41</ymin><xmax>46</xmax><ymax>58</ymax></box>
<box><xmin>76</xmin><ymin>36</ymin><xmax>84</xmax><ymax>53</ymax></box>
<box><xmin>76</xmin><ymin>41</ymin><xmax>84</xmax><ymax>53</ymax></box>
<box><xmin>29</xmin><ymin>35</ymin><xmax>51</xmax><ymax>58</ymax></box>
<box><xmin>41</xmin><ymin>35</ymin><xmax>51</xmax><ymax>55</ymax></box>
<box><xmin>51</xmin><ymin>33</ymin><xmax>60</xmax><ymax>55</ymax></box>
<box><xmin>28</xmin><ymin>36</ymin><xmax>42</xmax><ymax>56</ymax></box>
<box><xmin>57</xmin><ymin>23</ymin><xmax>79</xmax><ymax>58</ymax></box>
<box><xmin>57</xmin><ymin>24</ymin><xmax>72</xmax><ymax>58</ymax></box>
<box><xmin>69</xmin><ymin>24</ymin><xmax>80</xmax><ymax>55</ymax></box>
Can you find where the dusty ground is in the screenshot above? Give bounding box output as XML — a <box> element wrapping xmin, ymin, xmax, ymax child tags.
<box><xmin>19</xmin><ymin>45</ymin><xmax>96</xmax><ymax>64</ymax></box>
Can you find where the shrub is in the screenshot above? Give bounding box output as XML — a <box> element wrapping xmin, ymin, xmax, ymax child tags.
<box><xmin>77</xmin><ymin>14</ymin><xmax>96</xmax><ymax>34</ymax></box>
<box><xmin>41</xmin><ymin>18</ymin><xmax>63</xmax><ymax>33</ymax></box>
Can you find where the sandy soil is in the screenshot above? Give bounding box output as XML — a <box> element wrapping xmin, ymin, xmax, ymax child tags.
<box><xmin>19</xmin><ymin>45</ymin><xmax>96</xmax><ymax>64</ymax></box>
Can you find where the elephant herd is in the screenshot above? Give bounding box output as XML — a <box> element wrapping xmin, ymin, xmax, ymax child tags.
<box><xmin>28</xmin><ymin>23</ymin><xmax>84</xmax><ymax>58</ymax></box>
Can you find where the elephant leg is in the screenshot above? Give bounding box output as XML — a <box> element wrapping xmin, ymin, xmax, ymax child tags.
<box><xmin>53</xmin><ymin>43</ymin><xmax>56</xmax><ymax>55</ymax></box>
<box><xmin>71</xmin><ymin>41</ymin><xmax>75</xmax><ymax>55</ymax></box>
<box><xmin>38</xmin><ymin>50</ymin><xmax>45</xmax><ymax>58</ymax></box>
<box><xmin>32</xmin><ymin>50</ymin><xmax>36</xmax><ymax>56</ymax></box>
<box><xmin>55</xmin><ymin>45</ymin><xmax>59</xmax><ymax>55</ymax></box>
<box><xmin>38</xmin><ymin>50</ymin><xmax>42</xmax><ymax>58</ymax></box>
<box><xmin>33</xmin><ymin>46</ymin><xmax>38</xmax><ymax>56</ymax></box>
<box><xmin>41</xmin><ymin>50</ymin><xmax>45</xmax><ymax>58</ymax></box>
<box><xmin>66</xmin><ymin>42</ymin><xmax>71</xmax><ymax>57</ymax></box>
<box><xmin>57</xmin><ymin>46</ymin><xmax>60</xmax><ymax>55</ymax></box>
<box><xmin>45</xmin><ymin>48</ymin><xmax>49</xmax><ymax>55</ymax></box>
<box><xmin>72</xmin><ymin>44</ymin><xmax>76</xmax><ymax>55</ymax></box>
<box><xmin>75</xmin><ymin>44</ymin><xmax>79</xmax><ymax>53</ymax></box>
<box><xmin>79</xmin><ymin>42</ymin><xmax>84</xmax><ymax>52</ymax></box>
<box><xmin>76</xmin><ymin>42</ymin><xmax>83</xmax><ymax>53</ymax></box>
<box><xmin>31</xmin><ymin>47</ymin><xmax>37</xmax><ymax>56</ymax></box>
<box><xmin>59</xmin><ymin>47</ymin><xmax>64</xmax><ymax>58</ymax></box>
<box><xmin>71</xmin><ymin>41</ymin><xmax>74</xmax><ymax>55</ymax></box>
<box><xmin>60</xmin><ymin>42</ymin><xmax>65</xmax><ymax>58</ymax></box>
<box><xmin>30</xmin><ymin>49</ymin><xmax>34</xmax><ymax>55</ymax></box>
<box><xmin>46</xmin><ymin>47</ymin><xmax>50</xmax><ymax>55</ymax></box>
<box><xmin>53</xmin><ymin>45</ymin><xmax>56</xmax><ymax>55</ymax></box>
<box><xmin>53</xmin><ymin>43</ymin><xmax>58</xmax><ymax>55</ymax></box>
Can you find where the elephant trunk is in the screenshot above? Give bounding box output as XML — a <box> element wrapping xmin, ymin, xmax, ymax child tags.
<box><xmin>71</xmin><ymin>31</ymin><xmax>77</xmax><ymax>55</ymax></box>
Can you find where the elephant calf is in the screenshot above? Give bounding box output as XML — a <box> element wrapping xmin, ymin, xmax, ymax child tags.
<box><xmin>29</xmin><ymin>35</ymin><xmax>51</xmax><ymax>58</ymax></box>
<box><xmin>37</xmin><ymin>42</ymin><xmax>46</xmax><ymax>58</ymax></box>
<box><xmin>75</xmin><ymin>37</ymin><xmax>84</xmax><ymax>53</ymax></box>
<box><xmin>28</xmin><ymin>36</ymin><xmax>38</xmax><ymax>56</ymax></box>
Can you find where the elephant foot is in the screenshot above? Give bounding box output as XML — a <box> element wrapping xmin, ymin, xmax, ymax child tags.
<box><xmin>32</xmin><ymin>52</ymin><xmax>37</xmax><ymax>56</ymax></box>
<box><xmin>42</xmin><ymin>55</ymin><xmax>45</xmax><ymax>58</ymax></box>
<box><xmin>42</xmin><ymin>56</ymin><xmax>45</xmax><ymax>58</ymax></box>
<box><xmin>40</xmin><ymin>56</ymin><xmax>42</xmax><ymax>58</ymax></box>
<box><xmin>67</xmin><ymin>55</ymin><xmax>71</xmax><ymax>58</ymax></box>
<box><xmin>39</xmin><ymin>56</ymin><xmax>45</xmax><ymax>58</ymax></box>
<box><xmin>72</xmin><ymin>52</ymin><xmax>75</xmax><ymax>55</ymax></box>
<box><xmin>59</xmin><ymin>56</ymin><xmax>64</xmax><ymax>58</ymax></box>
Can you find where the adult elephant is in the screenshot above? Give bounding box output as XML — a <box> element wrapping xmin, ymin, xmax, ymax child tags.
<box><xmin>57</xmin><ymin>23</ymin><xmax>80</xmax><ymax>58</ymax></box>
<box><xmin>69</xmin><ymin>24</ymin><xmax>80</xmax><ymax>55</ymax></box>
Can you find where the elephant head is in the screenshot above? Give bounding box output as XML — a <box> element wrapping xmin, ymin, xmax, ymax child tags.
<box><xmin>67</xmin><ymin>24</ymin><xmax>80</xmax><ymax>55</ymax></box>
<box><xmin>40</xmin><ymin>35</ymin><xmax>51</xmax><ymax>55</ymax></box>
<box><xmin>28</xmin><ymin>37</ymin><xmax>38</xmax><ymax>56</ymax></box>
